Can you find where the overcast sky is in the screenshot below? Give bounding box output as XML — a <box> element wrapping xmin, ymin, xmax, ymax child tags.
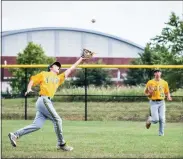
<box><xmin>2</xmin><ymin>1</ymin><xmax>182</xmax><ymax>47</ymax></box>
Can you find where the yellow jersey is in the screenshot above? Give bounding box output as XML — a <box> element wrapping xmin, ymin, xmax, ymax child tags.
<box><xmin>30</xmin><ymin>71</ymin><xmax>65</xmax><ymax>98</ymax></box>
<box><xmin>145</xmin><ymin>79</ymin><xmax>170</xmax><ymax>100</ymax></box>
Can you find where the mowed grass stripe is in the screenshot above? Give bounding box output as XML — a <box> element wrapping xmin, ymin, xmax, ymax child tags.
<box><xmin>2</xmin><ymin>99</ymin><xmax>183</xmax><ymax>121</ymax></box>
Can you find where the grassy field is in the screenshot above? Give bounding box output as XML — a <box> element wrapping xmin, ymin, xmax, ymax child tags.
<box><xmin>2</xmin><ymin>120</ymin><xmax>183</xmax><ymax>158</ymax></box>
<box><xmin>2</xmin><ymin>98</ymin><xmax>183</xmax><ymax>121</ymax></box>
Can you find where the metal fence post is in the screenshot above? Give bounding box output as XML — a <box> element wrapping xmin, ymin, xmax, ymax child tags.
<box><xmin>25</xmin><ymin>68</ymin><xmax>28</xmax><ymax>120</ymax></box>
<box><xmin>84</xmin><ymin>68</ymin><xmax>88</xmax><ymax>121</ymax></box>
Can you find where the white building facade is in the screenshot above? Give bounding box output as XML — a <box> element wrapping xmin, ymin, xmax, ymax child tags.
<box><xmin>2</xmin><ymin>27</ymin><xmax>144</xmax><ymax>58</ymax></box>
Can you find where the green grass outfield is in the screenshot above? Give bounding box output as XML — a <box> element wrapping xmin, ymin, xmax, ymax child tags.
<box><xmin>2</xmin><ymin>120</ymin><xmax>183</xmax><ymax>158</ymax></box>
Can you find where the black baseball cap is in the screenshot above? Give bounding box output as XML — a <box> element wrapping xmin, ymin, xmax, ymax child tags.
<box><xmin>153</xmin><ymin>68</ymin><xmax>161</xmax><ymax>73</ymax></box>
<box><xmin>47</xmin><ymin>61</ymin><xmax>61</xmax><ymax>71</ymax></box>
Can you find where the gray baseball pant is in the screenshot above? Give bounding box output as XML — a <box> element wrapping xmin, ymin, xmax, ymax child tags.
<box><xmin>149</xmin><ymin>100</ymin><xmax>166</xmax><ymax>135</ymax></box>
<box><xmin>14</xmin><ymin>96</ymin><xmax>65</xmax><ymax>145</ymax></box>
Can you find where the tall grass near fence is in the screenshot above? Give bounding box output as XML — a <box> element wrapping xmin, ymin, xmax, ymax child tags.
<box><xmin>57</xmin><ymin>85</ymin><xmax>183</xmax><ymax>96</ymax></box>
<box><xmin>2</xmin><ymin>86</ymin><xmax>183</xmax><ymax>102</ymax></box>
<box><xmin>58</xmin><ymin>85</ymin><xmax>145</xmax><ymax>95</ymax></box>
<box><xmin>54</xmin><ymin>86</ymin><xmax>183</xmax><ymax>102</ymax></box>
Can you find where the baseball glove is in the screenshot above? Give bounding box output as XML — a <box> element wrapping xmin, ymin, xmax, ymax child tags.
<box><xmin>81</xmin><ymin>49</ymin><xmax>95</xmax><ymax>59</ymax></box>
<box><xmin>148</xmin><ymin>86</ymin><xmax>155</xmax><ymax>92</ymax></box>
<box><xmin>147</xmin><ymin>86</ymin><xmax>155</xmax><ymax>97</ymax></box>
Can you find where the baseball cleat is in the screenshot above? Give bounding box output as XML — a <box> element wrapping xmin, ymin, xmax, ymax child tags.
<box><xmin>146</xmin><ymin>116</ymin><xmax>151</xmax><ymax>129</ymax></box>
<box><xmin>57</xmin><ymin>143</ymin><xmax>73</xmax><ymax>151</ymax></box>
<box><xmin>8</xmin><ymin>132</ymin><xmax>17</xmax><ymax>147</ymax></box>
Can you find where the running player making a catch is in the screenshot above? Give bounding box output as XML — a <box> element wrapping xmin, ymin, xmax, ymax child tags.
<box><xmin>8</xmin><ymin>56</ymin><xmax>89</xmax><ymax>151</ymax></box>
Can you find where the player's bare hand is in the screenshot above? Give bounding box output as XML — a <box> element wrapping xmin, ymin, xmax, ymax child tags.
<box><xmin>25</xmin><ymin>89</ymin><xmax>34</xmax><ymax>96</ymax></box>
<box><xmin>167</xmin><ymin>96</ymin><xmax>172</xmax><ymax>101</ymax></box>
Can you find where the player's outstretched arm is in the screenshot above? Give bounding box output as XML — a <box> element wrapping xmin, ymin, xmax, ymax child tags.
<box><xmin>64</xmin><ymin>57</ymin><xmax>88</xmax><ymax>78</ymax></box>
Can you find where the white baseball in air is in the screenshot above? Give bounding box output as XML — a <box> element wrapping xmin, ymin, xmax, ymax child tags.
<box><xmin>91</xmin><ymin>19</ymin><xmax>96</xmax><ymax>23</ymax></box>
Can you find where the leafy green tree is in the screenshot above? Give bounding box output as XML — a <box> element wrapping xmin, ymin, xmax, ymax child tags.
<box><xmin>152</xmin><ymin>12</ymin><xmax>183</xmax><ymax>56</ymax></box>
<box><xmin>124</xmin><ymin>44</ymin><xmax>155</xmax><ymax>85</ymax></box>
<box><xmin>124</xmin><ymin>12</ymin><xmax>183</xmax><ymax>92</ymax></box>
<box><xmin>71</xmin><ymin>60</ymin><xmax>112</xmax><ymax>87</ymax></box>
<box><xmin>9</xmin><ymin>42</ymin><xmax>55</xmax><ymax>95</ymax></box>
<box><xmin>151</xmin><ymin>12</ymin><xmax>183</xmax><ymax>92</ymax></box>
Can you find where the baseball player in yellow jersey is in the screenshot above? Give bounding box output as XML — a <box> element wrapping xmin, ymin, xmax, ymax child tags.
<box><xmin>144</xmin><ymin>68</ymin><xmax>172</xmax><ymax>136</ymax></box>
<box><xmin>8</xmin><ymin>57</ymin><xmax>88</xmax><ymax>151</ymax></box>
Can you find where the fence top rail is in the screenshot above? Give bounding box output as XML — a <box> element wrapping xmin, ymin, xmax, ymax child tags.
<box><xmin>1</xmin><ymin>64</ymin><xmax>183</xmax><ymax>69</ymax></box>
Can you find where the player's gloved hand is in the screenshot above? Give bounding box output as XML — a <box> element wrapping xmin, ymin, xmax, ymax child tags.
<box><xmin>147</xmin><ymin>92</ymin><xmax>153</xmax><ymax>98</ymax></box>
<box><xmin>147</xmin><ymin>86</ymin><xmax>154</xmax><ymax>97</ymax></box>
<box><xmin>81</xmin><ymin>49</ymin><xmax>95</xmax><ymax>59</ymax></box>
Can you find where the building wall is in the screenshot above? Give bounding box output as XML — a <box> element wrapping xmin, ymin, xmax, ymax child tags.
<box><xmin>2</xmin><ymin>27</ymin><xmax>144</xmax><ymax>58</ymax></box>
<box><xmin>3</xmin><ymin>33</ymin><xmax>28</xmax><ymax>56</ymax></box>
